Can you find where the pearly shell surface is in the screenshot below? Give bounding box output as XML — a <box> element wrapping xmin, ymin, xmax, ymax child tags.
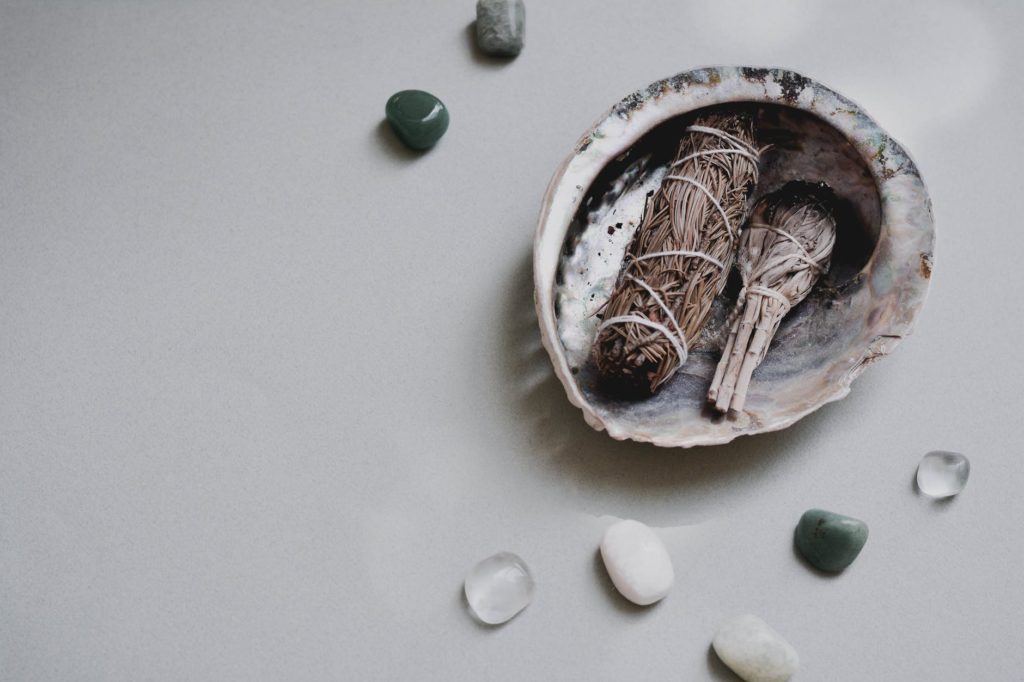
<box><xmin>534</xmin><ymin>67</ymin><xmax>934</xmax><ymax>448</ymax></box>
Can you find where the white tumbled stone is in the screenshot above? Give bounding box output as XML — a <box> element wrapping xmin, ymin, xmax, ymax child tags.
<box><xmin>713</xmin><ymin>614</ymin><xmax>799</xmax><ymax>682</ymax></box>
<box><xmin>599</xmin><ymin>519</ymin><xmax>674</xmax><ymax>606</ymax></box>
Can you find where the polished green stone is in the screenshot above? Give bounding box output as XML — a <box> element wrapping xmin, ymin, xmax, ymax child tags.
<box><xmin>795</xmin><ymin>509</ymin><xmax>869</xmax><ymax>573</ymax></box>
<box><xmin>385</xmin><ymin>90</ymin><xmax>449</xmax><ymax>151</ymax></box>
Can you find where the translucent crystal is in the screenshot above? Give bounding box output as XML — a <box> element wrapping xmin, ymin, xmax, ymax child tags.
<box><xmin>464</xmin><ymin>552</ymin><xmax>534</xmax><ymax>624</ymax></box>
<box><xmin>916</xmin><ymin>451</ymin><xmax>970</xmax><ymax>498</ymax></box>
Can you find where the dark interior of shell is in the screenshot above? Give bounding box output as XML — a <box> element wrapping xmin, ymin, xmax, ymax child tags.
<box><xmin>556</xmin><ymin>103</ymin><xmax>881</xmax><ymax>416</ymax></box>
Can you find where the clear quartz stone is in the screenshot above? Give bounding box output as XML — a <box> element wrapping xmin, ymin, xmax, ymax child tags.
<box><xmin>464</xmin><ymin>552</ymin><xmax>534</xmax><ymax>625</ymax></box>
<box><xmin>917</xmin><ymin>450</ymin><xmax>970</xmax><ymax>498</ymax></box>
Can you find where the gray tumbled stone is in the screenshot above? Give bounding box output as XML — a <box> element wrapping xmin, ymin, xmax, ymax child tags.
<box><xmin>476</xmin><ymin>0</ymin><xmax>525</xmax><ymax>57</ymax></box>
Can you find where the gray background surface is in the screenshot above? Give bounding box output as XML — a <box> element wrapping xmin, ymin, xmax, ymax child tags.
<box><xmin>1</xmin><ymin>1</ymin><xmax>1021</xmax><ymax>680</ymax></box>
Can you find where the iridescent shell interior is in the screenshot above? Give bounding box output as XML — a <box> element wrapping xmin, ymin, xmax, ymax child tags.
<box><xmin>534</xmin><ymin>67</ymin><xmax>934</xmax><ymax>447</ymax></box>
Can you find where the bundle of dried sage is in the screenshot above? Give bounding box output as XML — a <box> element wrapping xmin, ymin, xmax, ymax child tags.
<box><xmin>593</xmin><ymin>113</ymin><xmax>761</xmax><ymax>397</ymax></box>
<box><xmin>708</xmin><ymin>181</ymin><xmax>837</xmax><ymax>413</ymax></box>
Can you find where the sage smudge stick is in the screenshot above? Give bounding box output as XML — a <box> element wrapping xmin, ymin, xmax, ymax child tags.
<box><xmin>709</xmin><ymin>181</ymin><xmax>838</xmax><ymax>413</ymax></box>
<box><xmin>593</xmin><ymin>113</ymin><xmax>761</xmax><ymax>397</ymax></box>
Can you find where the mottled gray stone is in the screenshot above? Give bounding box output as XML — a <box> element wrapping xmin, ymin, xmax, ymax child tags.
<box><xmin>476</xmin><ymin>0</ymin><xmax>525</xmax><ymax>57</ymax></box>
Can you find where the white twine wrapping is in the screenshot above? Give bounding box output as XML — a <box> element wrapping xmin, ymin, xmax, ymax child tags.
<box><xmin>738</xmin><ymin>221</ymin><xmax>832</xmax><ymax>313</ymax></box>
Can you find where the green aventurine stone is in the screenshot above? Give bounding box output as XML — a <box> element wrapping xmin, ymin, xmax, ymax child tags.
<box><xmin>385</xmin><ymin>90</ymin><xmax>449</xmax><ymax>151</ymax></box>
<box><xmin>795</xmin><ymin>509</ymin><xmax>869</xmax><ymax>573</ymax></box>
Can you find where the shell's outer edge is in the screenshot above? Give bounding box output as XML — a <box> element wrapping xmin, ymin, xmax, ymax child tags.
<box><xmin>533</xmin><ymin>65</ymin><xmax>935</xmax><ymax>449</ymax></box>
